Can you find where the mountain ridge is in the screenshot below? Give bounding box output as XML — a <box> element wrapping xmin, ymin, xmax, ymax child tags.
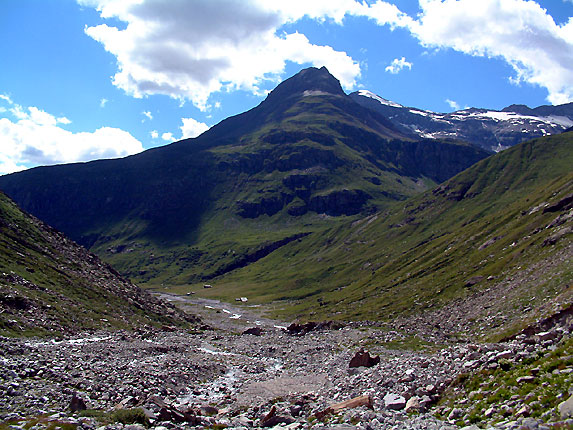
<box><xmin>350</xmin><ymin>90</ymin><xmax>573</xmax><ymax>152</ymax></box>
<box><xmin>0</xmin><ymin>67</ymin><xmax>490</xmax><ymax>289</ymax></box>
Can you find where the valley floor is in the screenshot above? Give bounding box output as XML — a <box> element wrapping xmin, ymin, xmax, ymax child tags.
<box><xmin>0</xmin><ymin>297</ymin><xmax>572</xmax><ymax>430</ymax></box>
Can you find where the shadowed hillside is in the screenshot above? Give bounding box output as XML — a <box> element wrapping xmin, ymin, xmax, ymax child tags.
<box><xmin>0</xmin><ymin>192</ymin><xmax>197</xmax><ymax>336</ymax></box>
<box><xmin>0</xmin><ymin>67</ymin><xmax>489</xmax><ymax>288</ymax></box>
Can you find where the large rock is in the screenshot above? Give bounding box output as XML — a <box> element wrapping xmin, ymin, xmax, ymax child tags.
<box><xmin>70</xmin><ymin>393</ymin><xmax>86</xmax><ymax>412</ymax></box>
<box><xmin>405</xmin><ymin>396</ymin><xmax>420</xmax><ymax>412</ymax></box>
<box><xmin>559</xmin><ymin>394</ymin><xmax>573</xmax><ymax>419</ymax></box>
<box><xmin>383</xmin><ymin>393</ymin><xmax>406</xmax><ymax>410</ymax></box>
<box><xmin>243</xmin><ymin>327</ymin><xmax>263</xmax><ymax>336</ymax></box>
<box><xmin>349</xmin><ymin>349</ymin><xmax>380</xmax><ymax>368</ymax></box>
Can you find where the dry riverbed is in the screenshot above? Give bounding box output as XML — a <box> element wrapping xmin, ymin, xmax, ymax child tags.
<box><xmin>1</xmin><ymin>294</ymin><xmax>571</xmax><ymax>430</ymax></box>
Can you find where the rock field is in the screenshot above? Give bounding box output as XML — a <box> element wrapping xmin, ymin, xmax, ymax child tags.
<box><xmin>0</xmin><ymin>297</ymin><xmax>571</xmax><ymax>430</ymax></box>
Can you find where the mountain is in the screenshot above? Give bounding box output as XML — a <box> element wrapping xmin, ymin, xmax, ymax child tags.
<box><xmin>0</xmin><ymin>67</ymin><xmax>489</xmax><ymax>288</ymax></box>
<box><xmin>350</xmin><ymin>90</ymin><xmax>573</xmax><ymax>152</ymax></box>
<box><xmin>202</xmin><ymin>130</ymin><xmax>573</xmax><ymax>340</ymax></box>
<box><xmin>0</xmin><ymin>192</ymin><xmax>196</xmax><ymax>336</ymax></box>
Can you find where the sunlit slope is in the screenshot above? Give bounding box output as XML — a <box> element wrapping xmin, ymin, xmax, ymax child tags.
<box><xmin>206</xmin><ymin>131</ymin><xmax>572</xmax><ymax>334</ymax></box>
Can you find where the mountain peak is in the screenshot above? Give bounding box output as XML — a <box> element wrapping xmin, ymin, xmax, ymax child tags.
<box><xmin>265</xmin><ymin>66</ymin><xmax>345</xmax><ymax>102</ymax></box>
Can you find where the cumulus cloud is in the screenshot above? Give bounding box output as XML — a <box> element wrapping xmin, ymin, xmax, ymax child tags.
<box><xmin>150</xmin><ymin>130</ymin><xmax>159</xmax><ymax>139</ymax></box>
<box><xmin>180</xmin><ymin>117</ymin><xmax>209</xmax><ymax>139</ymax></box>
<box><xmin>161</xmin><ymin>132</ymin><xmax>174</xmax><ymax>142</ymax></box>
<box><xmin>445</xmin><ymin>99</ymin><xmax>461</xmax><ymax>111</ymax></box>
<box><xmin>78</xmin><ymin>0</ymin><xmax>360</xmax><ymax>110</ymax></box>
<box><xmin>385</xmin><ymin>57</ymin><xmax>412</xmax><ymax>74</ymax></box>
<box><xmin>79</xmin><ymin>0</ymin><xmax>573</xmax><ymax>106</ymax></box>
<box><xmin>0</xmin><ymin>97</ymin><xmax>143</xmax><ymax>175</ymax></box>
<box><xmin>392</xmin><ymin>0</ymin><xmax>573</xmax><ymax>104</ymax></box>
<box><xmin>142</xmin><ymin>111</ymin><xmax>153</xmax><ymax>121</ymax></box>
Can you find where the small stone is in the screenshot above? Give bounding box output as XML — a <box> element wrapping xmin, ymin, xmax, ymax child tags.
<box><xmin>516</xmin><ymin>405</ymin><xmax>531</xmax><ymax>417</ymax></box>
<box><xmin>484</xmin><ymin>406</ymin><xmax>495</xmax><ymax>418</ymax></box>
<box><xmin>495</xmin><ymin>350</ymin><xmax>513</xmax><ymax>360</ymax></box>
<box><xmin>405</xmin><ymin>396</ymin><xmax>420</xmax><ymax>412</ymax></box>
<box><xmin>448</xmin><ymin>408</ymin><xmax>463</xmax><ymax>420</ymax></box>
<box><xmin>425</xmin><ymin>384</ymin><xmax>436</xmax><ymax>394</ymax></box>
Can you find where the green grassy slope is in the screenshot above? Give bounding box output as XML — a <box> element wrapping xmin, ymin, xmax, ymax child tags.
<box><xmin>0</xmin><ymin>192</ymin><xmax>194</xmax><ymax>337</ymax></box>
<box><xmin>199</xmin><ymin>132</ymin><xmax>573</xmax><ymax>337</ymax></box>
<box><xmin>0</xmin><ymin>68</ymin><xmax>489</xmax><ymax>289</ymax></box>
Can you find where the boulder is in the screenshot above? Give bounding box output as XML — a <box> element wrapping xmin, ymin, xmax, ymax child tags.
<box><xmin>242</xmin><ymin>327</ymin><xmax>263</xmax><ymax>336</ymax></box>
<box><xmin>405</xmin><ymin>396</ymin><xmax>420</xmax><ymax>412</ymax></box>
<box><xmin>383</xmin><ymin>393</ymin><xmax>406</xmax><ymax>410</ymax></box>
<box><xmin>260</xmin><ymin>405</ymin><xmax>295</xmax><ymax>427</ymax></box>
<box><xmin>536</xmin><ymin>330</ymin><xmax>559</xmax><ymax>342</ymax></box>
<box><xmin>448</xmin><ymin>408</ymin><xmax>463</xmax><ymax>420</ymax></box>
<box><xmin>70</xmin><ymin>393</ymin><xmax>86</xmax><ymax>412</ymax></box>
<box><xmin>559</xmin><ymin>394</ymin><xmax>573</xmax><ymax>419</ymax></box>
<box><xmin>349</xmin><ymin>349</ymin><xmax>380</xmax><ymax>368</ymax></box>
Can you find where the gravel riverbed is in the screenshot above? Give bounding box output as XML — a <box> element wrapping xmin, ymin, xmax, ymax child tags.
<box><xmin>1</xmin><ymin>296</ymin><xmax>571</xmax><ymax>430</ymax></box>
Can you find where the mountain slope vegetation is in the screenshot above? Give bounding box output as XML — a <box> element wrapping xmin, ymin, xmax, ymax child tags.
<box><xmin>0</xmin><ymin>192</ymin><xmax>195</xmax><ymax>336</ymax></box>
<box><xmin>0</xmin><ymin>67</ymin><xmax>489</xmax><ymax>289</ymax></box>
<box><xmin>198</xmin><ymin>131</ymin><xmax>573</xmax><ymax>339</ymax></box>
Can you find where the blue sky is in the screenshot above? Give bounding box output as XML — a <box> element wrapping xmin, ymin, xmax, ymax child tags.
<box><xmin>1</xmin><ymin>0</ymin><xmax>572</xmax><ymax>174</ymax></box>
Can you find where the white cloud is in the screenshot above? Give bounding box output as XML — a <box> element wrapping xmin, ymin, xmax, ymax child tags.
<box><xmin>0</xmin><ymin>99</ymin><xmax>143</xmax><ymax>175</ymax></box>
<box><xmin>385</xmin><ymin>57</ymin><xmax>412</xmax><ymax>74</ymax></box>
<box><xmin>180</xmin><ymin>117</ymin><xmax>209</xmax><ymax>139</ymax></box>
<box><xmin>161</xmin><ymin>132</ymin><xmax>174</xmax><ymax>142</ymax></box>
<box><xmin>78</xmin><ymin>0</ymin><xmax>573</xmax><ymax>106</ymax></box>
<box><xmin>150</xmin><ymin>130</ymin><xmax>159</xmax><ymax>139</ymax></box>
<box><xmin>100</xmin><ymin>98</ymin><xmax>108</xmax><ymax>108</ymax></box>
<box><xmin>445</xmin><ymin>99</ymin><xmax>460</xmax><ymax>111</ymax></box>
<box><xmin>78</xmin><ymin>0</ymin><xmax>360</xmax><ymax>110</ymax></box>
<box><xmin>386</xmin><ymin>0</ymin><xmax>573</xmax><ymax>105</ymax></box>
<box><xmin>142</xmin><ymin>110</ymin><xmax>153</xmax><ymax>120</ymax></box>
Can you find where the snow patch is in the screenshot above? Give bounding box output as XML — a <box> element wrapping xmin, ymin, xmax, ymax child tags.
<box><xmin>358</xmin><ymin>90</ymin><xmax>403</xmax><ymax>108</ymax></box>
<box><xmin>409</xmin><ymin>109</ymin><xmax>430</xmax><ymax>117</ymax></box>
<box><xmin>543</xmin><ymin>116</ymin><xmax>573</xmax><ymax>127</ymax></box>
<box><xmin>466</xmin><ymin>111</ymin><xmax>571</xmax><ymax>128</ymax></box>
